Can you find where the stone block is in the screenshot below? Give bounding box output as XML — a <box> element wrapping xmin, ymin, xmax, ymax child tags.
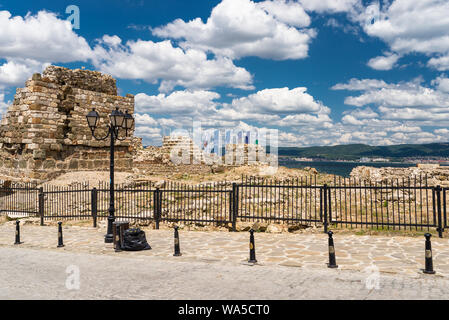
<box><xmin>32</xmin><ymin>73</ymin><xmax>42</xmax><ymax>81</ymax></box>
<box><xmin>78</xmin><ymin>159</ymin><xmax>87</xmax><ymax>169</ymax></box>
<box><xmin>18</xmin><ymin>160</ymin><xmax>28</xmax><ymax>169</ymax></box>
<box><xmin>43</xmin><ymin>160</ymin><xmax>56</xmax><ymax>169</ymax></box>
<box><xmin>56</xmin><ymin>162</ymin><xmax>68</xmax><ymax>170</ymax></box>
<box><xmin>93</xmin><ymin>159</ymin><xmax>104</xmax><ymax>168</ymax></box>
<box><xmin>50</xmin><ymin>144</ymin><xmax>62</xmax><ymax>151</ymax></box>
<box><xmin>68</xmin><ymin>159</ymin><xmax>79</xmax><ymax>169</ymax></box>
<box><xmin>33</xmin><ymin>150</ymin><xmax>46</xmax><ymax>160</ymax></box>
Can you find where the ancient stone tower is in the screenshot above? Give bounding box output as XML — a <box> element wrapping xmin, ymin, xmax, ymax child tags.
<box><xmin>0</xmin><ymin>66</ymin><xmax>137</xmax><ymax>182</ymax></box>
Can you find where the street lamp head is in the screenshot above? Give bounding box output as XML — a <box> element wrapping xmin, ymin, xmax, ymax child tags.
<box><xmin>110</xmin><ymin>107</ymin><xmax>125</xmax><ymax>128</ymax></box>
<box><xmin>86</xmin><ymin>108</ymin><xmax>100</xmax><ymax>131</ymax></box>
<box><xmin>122</xmin><ymin>110</ymin><xmax>135</xmax><ymax>130</ymax></box>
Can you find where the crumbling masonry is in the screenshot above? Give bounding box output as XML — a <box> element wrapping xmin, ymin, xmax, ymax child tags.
<box><xmin>0</xmin><ymin>66</ymin><xmax>136</xmax><ymax>182</ymax></box>
<box><xmin>0</xmin><ymin>65</ymin><xmax>271</xmax><ymax>182</ymax></box>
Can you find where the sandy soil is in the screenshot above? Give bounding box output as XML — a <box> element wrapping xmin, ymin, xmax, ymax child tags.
<box><xmin>17</xmin><ymin>164</ymin><xmax>335</xmax><ymax>187</ymax></box>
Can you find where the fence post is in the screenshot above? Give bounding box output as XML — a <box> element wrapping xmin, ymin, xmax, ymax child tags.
<box><xmin>328</xmin><ymin>184</ymin><xmax>332</xmax><ymax>223</ymax></box>
<box><xmin>323</xmin><ymin>184</ymin><xmax>328</xmax><ymax>234</ymax></box>
<box><xmin>154</xmin><ymin>187</ymin><xmax>160</xmax><ymax>230</ymax></box>
<box><xmin>231</xmin><ymin>183</ymin><xmax>237</xmax><ymax>231</ymax></box>
<box><xmin>38</xmin><ymin>187</ymin><xmax>44</xmax><ymax>226</ymax></box>
<box><xmin>443</xmin><ymin>188</ymin><xmax>447</xmax><ymax>231</ymax></box>
<box><xmin>91</xmin><ymin>187</ymin><xmax>98</xmax><ymax>228</ymax></box>
<box><xmin>158</xmin><ymin>188</ymin><xmax>162</xmax><ymax>228</ymax></box>
<box><xmin>435</xmin><ymin>185</ymin><xmax>443</xmax><ymax>238</ymax></box>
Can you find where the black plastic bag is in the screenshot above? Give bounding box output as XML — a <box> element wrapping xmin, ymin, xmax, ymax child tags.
<box><xmin>121</xmin><ymin>228</ymin><xmax>151</xmax><ymax>251</ymax></box>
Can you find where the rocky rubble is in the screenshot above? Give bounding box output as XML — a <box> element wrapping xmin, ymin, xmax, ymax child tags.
<box><xmin>350</xmin><ymin>165</ymin><xmax>449</xmax><ymax>186</ymax></box>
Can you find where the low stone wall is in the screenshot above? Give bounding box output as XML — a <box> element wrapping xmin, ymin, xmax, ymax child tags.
<box><xmin>350</xmin><ymin>165</ymin><xmax>449</xmax><ymax>187</ymax></box>
<box><xmin>0</xmin><ymin>146</ymin><xmax>133</xmax><ymax>181</ymax></box>
<box><xmin>133</xmin><ymin>162</ymin><xmax>212</xmax><ymax>176</ymax></box>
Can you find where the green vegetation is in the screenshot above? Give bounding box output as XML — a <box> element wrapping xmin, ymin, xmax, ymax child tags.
<box><xmin>277</xmin><ymin>142</ymin><xmax>449</xmax><ymax>161</ymax></box>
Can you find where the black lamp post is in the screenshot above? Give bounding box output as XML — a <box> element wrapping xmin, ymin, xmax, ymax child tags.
<box><xmin>86</xmin><ymin>107</ymin><xmax>134</xmax><ymax>243</ymax></box>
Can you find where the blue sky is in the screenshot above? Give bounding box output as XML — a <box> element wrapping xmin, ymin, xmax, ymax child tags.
<box><xmin>1</xmin><ymin>0</ymin><xmax>449</xmax><ymax>147</ymax></box>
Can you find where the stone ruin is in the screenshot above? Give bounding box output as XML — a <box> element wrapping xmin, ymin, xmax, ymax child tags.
<box><xmin>0</xmin><ymin>65</ymin><xmax>272</xmax><ymax>183</ymax></box>
<box><xmin>0</xmin><ymin>65</ymin><xmax>137</xmax><ymax>182</ymax></box>
<box><xmin>133</xmin><ymin>135</ymin><xmax>271</xmax><ymax>177</ymax></box>
<box><xmin>133</xmin><ymin>136</ymin><xmax>211</xmax><ymax>176</ymax></box>
<box><xmin>350</xmin><ymin>165</ymin><xmax>449</xmax><ymax>187</ymax></box>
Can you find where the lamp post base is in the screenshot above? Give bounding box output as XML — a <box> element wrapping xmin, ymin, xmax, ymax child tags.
<box><xmin>104</xmin><ymin>234</ymin><xmax>114</xmax><ymax>243</ymax></box>
<box><xmin>104</xmin><ymin>215</ymin><xmax>115</xmax><ymax>243</ymax></box>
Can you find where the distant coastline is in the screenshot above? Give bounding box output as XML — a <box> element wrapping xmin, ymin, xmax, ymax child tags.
<box><xmin>278</xmin><ymin>159</ymin><xmax>416</xmax><ymax>177</ymax></box>
<box><xmin>277</xmin><ymin>142</ymin><xmax>449</xmax><ymax>163</ymax></box>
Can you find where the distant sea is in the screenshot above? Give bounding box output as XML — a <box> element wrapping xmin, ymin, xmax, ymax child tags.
<box><xmin>278</xmin><ymin>159</ymin><xmax>415</xmax><ymax>177</ymax></box>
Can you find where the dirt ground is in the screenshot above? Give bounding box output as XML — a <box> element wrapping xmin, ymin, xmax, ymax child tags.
<box><xmin>36</xmin><ymin>164</ymin><xmax>335</xmax><ymax>188</ymax></box>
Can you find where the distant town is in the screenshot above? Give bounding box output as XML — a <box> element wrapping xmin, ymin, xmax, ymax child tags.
<box><xmin>276</xmin><ymin>142</ymin><xmax>449</xmax><ymax>164</ymax></box>
<box><xmin>282</xmin><ymin>156</ymin><xmax>449</xmax><ymax>165</ymax></box>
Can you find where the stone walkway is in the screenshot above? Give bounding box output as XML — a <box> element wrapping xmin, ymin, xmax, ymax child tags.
<box><xmin>3</xmin><ymin>246</ymin><xmax>449</xmax><ymax>299</ymax></box>
<box><xmin>1</xmin><ymin>220</ymin><xmax>449</xmax><ymax>279</ymax></box>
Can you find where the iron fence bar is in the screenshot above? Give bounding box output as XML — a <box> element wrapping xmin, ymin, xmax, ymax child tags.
<box><xmin>231</xmin><ymin>183</ymin><xmax>236</xmax><ymax>231</ymax></box>
<box><xmin>444</xmin><ymin>188</ymin><xmax>447</xmax><ymax>229</ymax></box>
<box><xmin>91</xmin><ymin>187</ymin><xmax>98</xmax><ymax>227</ymax></box>
<box><xmin>154</xmin><ymin>188</ymin><xmax>159</xmax><ymax>229</ymax></box>
<box><xmin>374</xmin><ymin>180</ymin><xmax>379</xmax><ymax>229</ymax></box>
<box><xmin>319</xmin><ymin>186</ymin><xmax>323</xmax><ymax>222</ymax></box>
<box><xmin>39</xmin><ymin>187</ymin><xmax>44</xmax><ymax>226</ymax></box>
<box><xmin>323</xmin><ymin>184</ymin><xmax>328</xmax><ymax>233</ymax></box>
<box><xmin>436</xmin><ymin>185</ymin><xmax>443</xmax><ymax>238</ymax></box>
<box><xmin>432</xmin><ymin>187</ymin><xmax>436</xmax><ymax>233</ymax></box>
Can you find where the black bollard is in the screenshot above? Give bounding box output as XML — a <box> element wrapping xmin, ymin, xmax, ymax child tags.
<box><xmin>57</xmin><ymin>222</ymin><xmax>64</xmax><ymax>248</ymax></box>
<box><xmin>114</xmin><ymin>223</ymin><xmax>122</xmax><ymax>252</ymax></box>
<box><xmin>327</xmin><ymin>231</ymin><xmax>338</xmax><ymax>268</ymax></box>
<box><xmin>423</xmin><ymin>233</ymin><xmax>435</xmax><ymax>274</ymax></box>
<box><xmin>173</xmin><ymin>226</ymin><xmax>182</xmax><ymax>256</ymax></box>
<box><xmin>248</xmin><ymin>229</ymin><xmax>257</xmax><ymax>263</ymax></box>
<box><xmin>14</xmin><ymin>220</ymin><xmax>21</xmax><ymax>245</ymax></box>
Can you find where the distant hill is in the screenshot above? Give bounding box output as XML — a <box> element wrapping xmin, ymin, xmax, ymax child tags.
<box><xmin>277</xmin><ymin>143</ymin><xmax>449</xmax><ymax>160</ymax></box>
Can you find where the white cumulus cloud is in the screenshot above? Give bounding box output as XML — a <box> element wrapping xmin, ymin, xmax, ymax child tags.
<box><xmin>92</xmin><ymin>37</ymin><xmax>254</xmax><ymax>92</ymax></box>
<box><xmin>358</xmin><ymin>0</ymin><xmax>449</xmax><ymax>70</ymax></box>
<box><xmin>152</xmin><ymin>0</ymin><xmax>316</xmax><ymax>60</ymax></box>
<box><xmin>367</xmin><ymin>53</ymin><xmax>400</xmax><ymax>70</ymax></box>
<box><xmin>0</xmin><ymin>10</ymin><xmax>92</xmax><ymax>63</ymax></box>
<box><xmin>135</xmin><ymin>90</ymin><xmax>220</xmax><ymax>115</ymax></box>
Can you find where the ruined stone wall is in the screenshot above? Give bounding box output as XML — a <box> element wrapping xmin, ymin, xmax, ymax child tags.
<box><xmin>133</xmin><ymin>139</ymin><xmax>212</xmax><ymax>177</ymax></box>
<box><xmin>350</xmin><ymin>165</ymin><xmax>449</xmax><ymax>187</ymax></box>
<box><xmin>161</xmin><ymin>136</ymin><xmax>205</xmax><ymax>164</ymax></box>
<box><xmin>132</xmin><ymin>136</ymin><xmax>270</xmax><ymax>177</ymax></box>
<box><xmin>224</xmin><ymin>143</ymin><xmax>268</xmax><ymax>165</ymax></box>
<box><xmin>0</xmin><ymin>66</ymin><xmax>135</xmax><ymax>182</ymax></box>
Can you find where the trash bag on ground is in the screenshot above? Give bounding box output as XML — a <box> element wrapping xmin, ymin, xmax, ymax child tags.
<box><xmin>121</xmin><ymin>228</ymin><xmax>151</xmax><ymax>251</ymax></box>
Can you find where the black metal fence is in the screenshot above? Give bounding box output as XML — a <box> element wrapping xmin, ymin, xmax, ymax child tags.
<box><xmin>1</xmin><ymin>175</ymin><xmax>448</xmax><ymax>237</ymax></box>
<box><xmin>0</xmin><ymin>181</ymin><xmax>39</xmax><ymax>218</ymax></box>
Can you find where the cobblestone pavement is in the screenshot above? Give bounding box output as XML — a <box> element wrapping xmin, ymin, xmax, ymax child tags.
<box><xmin>2</xmin><ymin>245</ymin><xmax>449</xmax><ymax>300</ymax></box>
<box><xmin>1</xmin><ymin>221</ymin><xmax>449</xmax><ymax>279</ymax></box>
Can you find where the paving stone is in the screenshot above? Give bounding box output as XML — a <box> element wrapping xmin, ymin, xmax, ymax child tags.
<box><xmin>1</xmin><ymin>223</ymin><xmax>449</xmax><ymax>279</ymax></box>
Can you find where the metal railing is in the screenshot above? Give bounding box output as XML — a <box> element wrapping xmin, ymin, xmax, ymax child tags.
<box><xmin>0</xmin><ymin>180</ymin><xmax>39</xmax><ymax>217</ymax></box>
<box><xmin>0</xmin><ymin>175</ymin><xmax>447</xmax><ymax>237</ymax></box>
